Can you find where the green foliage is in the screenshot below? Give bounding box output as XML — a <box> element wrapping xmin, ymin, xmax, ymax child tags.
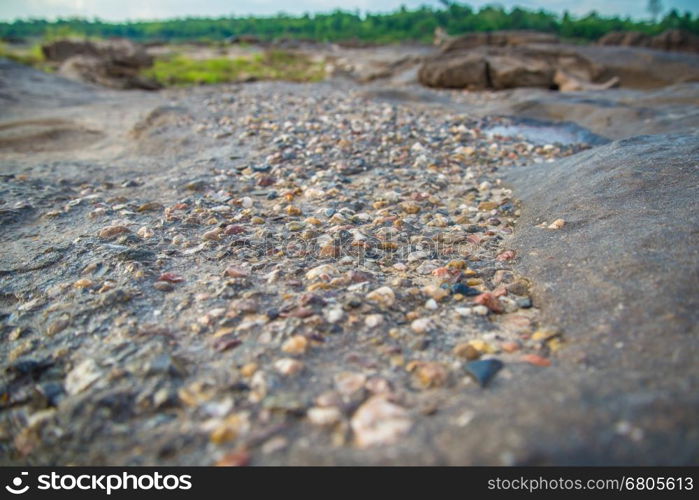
<box><xmin>43</xmin><ymin>25</ymin><xmax>89</xmax><ymax>41</ymax></box>
<box><xmin>0</xmin><ymin>3</ymin><xmax>697</xmax><ymax>44</ymax></box>
<box><xmin>144</xmin><ymin>50</ymin><xmax>326</xmax><ymax>86</ymax></box>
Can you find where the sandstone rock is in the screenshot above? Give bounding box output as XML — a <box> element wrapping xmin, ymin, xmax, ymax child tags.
<box><xmin>418</xmin><ymin>53</ymin><xmax>488</xmax><ymax>89</ymax></box>
<box><xmin>488</xmin><ymin>53</ymin><xmax>554</xmax><ymax>89</ymax></box>
<box><xmin>598</xmin><ymin>29</ymin><xmax>699</xmax><ymax>54</ymax></box>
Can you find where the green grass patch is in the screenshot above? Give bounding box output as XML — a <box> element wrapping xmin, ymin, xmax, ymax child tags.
<box><xmin>143</xmin><ymin>50</ymin><xmax>326</xmax><ymax>86</ymax></box>
<box><xmin>0</xmin><ymin>42</ymin><xmax>45</xmax><ymax>67</ymax></box>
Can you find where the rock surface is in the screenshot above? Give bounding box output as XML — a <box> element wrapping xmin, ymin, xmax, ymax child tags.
<box><xmin>42</xmin><ymin>38</ymin><xmax>159</xmax><ymax>90</ymax></box>
<box><xmin>506</xmin><ymin>134</ymin><xmax>699</xmax><ymax>342</ymax></box>
<box><xmin>361</xmin><ymin>79</ymin><xmax>699</xmax><ymax>141</ymax></box>
<box><xmin>501</xmin><ymin>134</ymin><xmax>699</xmax><ymax>463</ymax></box>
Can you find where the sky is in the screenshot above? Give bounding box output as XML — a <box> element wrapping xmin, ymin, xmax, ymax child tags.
<box><xmin>0</xmin><ymin>0</ymin><xmax>697</xmax><ymax>22</ymax></box>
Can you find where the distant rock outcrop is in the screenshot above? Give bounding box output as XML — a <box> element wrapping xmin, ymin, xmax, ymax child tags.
<box><xmin>438</xmin><ymin>30</ymin><xmax>559</xmax><ymax>52</ymax></box>
<box><xmin>41</xmin><ymin>38</ymin><xmax>160</xmax><ymax>90</ymax></box>
<box><xmin>418</xmin><ymin>44</ymin><xmax>610</xmax><ymax>90</ymax></box>
<box><xmin>598</xmin><ymin>28</ymin><xmax>699</xmax><ymax>53</ymax></box>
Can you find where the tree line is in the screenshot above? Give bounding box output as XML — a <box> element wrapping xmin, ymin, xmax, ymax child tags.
<box><xmin>1</xmin><ymin>3</ymin><xmax>697</xmax><ymax>44</ymax></box>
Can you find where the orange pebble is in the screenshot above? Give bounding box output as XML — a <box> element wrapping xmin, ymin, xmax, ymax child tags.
<box><xmin>501</xmin><ymin>341</ymin><xmax>520</xmax><ymax>353</ymax></box>
<box><xmin>521</xmin><ymin>354</ymin><xmax>551</xmax><ymax>367</ymax></box>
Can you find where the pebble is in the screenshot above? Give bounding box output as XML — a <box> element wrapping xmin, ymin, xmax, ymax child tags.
<box><xmin>65</xmin><ymin>359</ymin><xmax>102</xmax><ymax>395</ymax></box>
<box><xmin>203</xmin><ymin>228</ymin><xmax>223</xmax><ymax>240</ymax></box>
<box><xmin>274</xmin><ymin>358</ymin><xmax>304</xmax><ymax>376</ymax></box>
<box><xmin>548</xmin><ymin>218</ymin><xmax>566</xmax><ymax>229</ymax></box>
<box><xmin>98</xmin><ymin>225</ymin><xmax>130</xmax><ymax>238</ymax></box>
<box><xmin>464</xmin><ymin>359</ymin><xmax>504</xmax><ymax>387</ymax></box>
<box><xmin>306</xmin><ymin>264</ymin><xmax>336</xmax><ymax>280</ymax></box>
<box><xmin>307</xmin><ymin>406</ymin><xmax>343</xmax><ymax>426</ymax></box>
<box><xmin>351</xmin><ymin>396</ymin><xmax>412</xmax><ymax>448</ymax></box>
<box><xmin>520</xmin><ymin>354</ymin><xmax>552</xmax><ymax>367</ymax></box>
<box><xmin>410</xmin><ymin>361</ymin><xmax>448</xmax><ymax>388</ymax></box>
<box><xmin>473</xmin><ymin>293</ymin><xmax>504</xmax><ymax>313</ymax></box>
<box><xmin>158</xmin><ymin>272</ymin><xmax>184</xmax><ymax>283</ymax></box>
<box><xmin>453</xmin><ymin>343</ymin><xmax>481</xmax><ymax>360</ymax></box>
<box><xmin>478</xmin><ymin>201</ymin><xmax>499</xmax><ymax>211</ymax></box>
<box><xmin>357</xmin><ymin>308</ymin><xmax>381</xmax><ymax>326</ymax></box>
<box><xmin>73</xmin><ymin>278</ymin><xmax>93</xmax><ymax>289</ymax></box>
<box><xmin>451</xmin><ymin>283</ymin><xmax>480</xmax><ymax>296</ymax></box>
<box><xmin>240</xmin><ymin>363</ymin><xmax>258</xmax><ymax>378</ymax></box>
<box><xmin>495</xmin><ymin>250</ymin><xmax>516</xmax><ymax>262</ymax></box>
<box><xmin>224</xmin><ymin>266</ymin><xmax>249</xmax><ymax>278</ymax></box>
<box><xmin>366</xmin><ymin>286</ymin><xmax>396</xmax><ymax>307</ymax></box>
<box><xmin>281</xmin><ymin>335</ymin><xmax>308</xmax><ymax>355</ymax></box>
<box><xmin>46</xmin><ymin>318</ymin><xmax>69</xmax><ymax>336</ymax></box>
<box><xmin>516</xmin><ymin>297</ymin><xmax>532</xmax><ymax>308</ymax></box>
<box><xmin>334</xmin><ymin>372</ymin><xmax>367</xmax><ymax>396</ymax></box>
<box><xmin>410</xmin><ymin>317</ymin><xmax>433</xmax><ymax>334</ymax></box>
<box><xmin>460</xmin><ymin>305</ymin><xmax>488</xmax><ymax>316</ymax></box>
<box><xmin>324</xmin><ymin>307</ymin><xmax>344</xmax><ymax>324</ymax></box>
<box><xmin>261</xmin><ymin>436</ymin><xmax>288</xmax><ymax>454</ymax></box>
<box><xmin>215</xmin><ymin>449</ymin><xmax>250</xmax><ymax>467</ymax></box>
<box><xmin>153</xmin><ymin>281</ymin><xmax>174</xmax><ymax>292</ymax></box>
<box><xmin>422</xmin><ymin>284</ymin><xmax>449</xmax><ymax>301</ymax></box>
<box><xmin>137</xmin><ymin>226</ymin><xmax>154</xmax><ymax>239</ymax></box>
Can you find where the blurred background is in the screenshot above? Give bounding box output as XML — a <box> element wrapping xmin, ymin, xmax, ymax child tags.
<box><xmin>0</xmin><ymin>1</ymin><xmax>697</xmax><ymax>89</ymax></box>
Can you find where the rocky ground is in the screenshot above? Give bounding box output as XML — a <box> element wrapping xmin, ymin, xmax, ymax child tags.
<box><xmin>0</xmin><ymin>57</ymin><xmax>697</xmax><ymax>465</ymax></box>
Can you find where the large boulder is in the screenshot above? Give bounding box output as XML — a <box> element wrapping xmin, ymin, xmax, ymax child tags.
<box><xmin>650</xmin><ymin>29</ymin><xmax>699</xmax><ymax>53</ymax></box>
<box><xmin>487</xmin><ymin>53</ymin><xmax>553</xmax><ymax>89</ymax></box>
<box><xmin>417</xmin><ymin>53</ymin><xmax>488</xmax><ymax>89</ymax></box>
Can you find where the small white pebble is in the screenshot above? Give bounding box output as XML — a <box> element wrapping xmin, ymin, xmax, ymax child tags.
<box><xmin>365</xmin><ymin>314</ymin><xmax>384</xmax><ymax>328</ymax></box>
<box><xmin>274</xmin><ymin>358</ymin><xmax>303</xmax><ymax>376</ymax></box>
<box><xmin>307</xmin><ymin>406</ymin><xmax>343</xmax><ymax>426</ymax></box>
<box><xmin>547</xmin><ymin>218</ymin><xmax>566</xmax><ymax>230</ymax></box>
<box><xmin>324</xmin><ymin>307</ymin><xmax>344</xmax><ymax>324</ymax></box>
<box><xmin>472</xmin><ymin>305</ymin><xmax>490</xmax><ymax>316</ymax></box>
<box><xmin>411</xmin><ymin>317</ymin><xmax>433</xmax><ymax>334</ymax></box>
